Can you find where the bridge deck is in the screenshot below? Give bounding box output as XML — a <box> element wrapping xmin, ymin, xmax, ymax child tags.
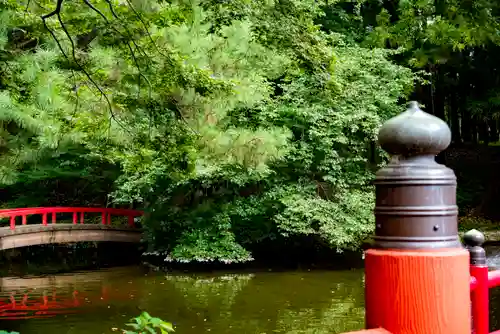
<box><xmin>0</xmin><ymin>224</ymin><xmax>142</xmax><ymax>250</ymax></box>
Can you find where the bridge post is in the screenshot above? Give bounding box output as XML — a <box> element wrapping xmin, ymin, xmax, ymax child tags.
<box><xmin>464</xmin><ymin>229</ymin><xmax>488</xmax><ymax>334</ymax></box>
<box><xmin>364</xmin><ymin>102</ymin><xmax>470</xmax><ymax>333</ymax></box>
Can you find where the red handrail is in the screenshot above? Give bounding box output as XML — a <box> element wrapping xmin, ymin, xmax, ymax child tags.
<box><xmin>0</xmin><ymin>207</ymin><xmax>143</xmax><ymax>229</ymax></box>
<box><xmin>470</xmin><ymin>266</ymin><xmax>500</xmax><ymax>334</ymax></box>
<box><xmin>488</xmin><ymin>270</ymin><xmax>500</xmax><ymax>288</ymax></box>
<box><xmin>470</xmin><ymin>264</ymin><xmax>490</xmax><ymax>334</ymax></box>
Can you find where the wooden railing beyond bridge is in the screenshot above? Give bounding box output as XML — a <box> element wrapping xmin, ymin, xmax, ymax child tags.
<box><xmin>0</xmin><ymin>207</ymin><xmax>143</xmax><ymax>250</ymax></box>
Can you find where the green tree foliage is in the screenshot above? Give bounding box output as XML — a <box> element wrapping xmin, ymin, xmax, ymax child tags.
<box><xmin>320</xmin><ymin>0</ymin><xmax>500</xmax><ymax>218</ymax></box>
<box><xmin>321</xmin><ymin>0</ymin><xmax>500</xmax><ymax>142</ymax></box>
<box><xmin>0</xmin><ymin>0</ymin><xmax>414</xmax><ymax>262</ymax></box>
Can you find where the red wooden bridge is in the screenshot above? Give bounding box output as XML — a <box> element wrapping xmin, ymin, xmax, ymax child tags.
<box><xmin>0</xmin><ymin>207</ymin><xmax>143</xmax><ymax>250</ymax></box>
<box><xmin>340</xmin><ymin>102</ymin><xmax>500</xmax><ymax>334</ymax></box>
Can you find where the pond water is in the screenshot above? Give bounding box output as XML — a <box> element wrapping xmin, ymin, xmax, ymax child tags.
<box><xmin>0</xmin><ymin>266</ymin><xmax>365</xmax><ymax>334</ymax></box>
<box><xmin>3</xmin><ymin>245</ymin><xmax>500</xmax><ymax>333</ymax></box>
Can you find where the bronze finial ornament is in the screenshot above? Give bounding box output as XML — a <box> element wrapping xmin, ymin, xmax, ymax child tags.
<box><xmin>373</xmin><ymin>101</ymin><xmax>461</xmax><ymax>249</ymax></box>
<box><xmin>464</xmin><ymin>229</ymin><xmax>486</xmax><ymax>265</ymax></box>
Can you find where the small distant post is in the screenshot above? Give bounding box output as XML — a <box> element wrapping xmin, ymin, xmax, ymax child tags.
<box><xmin>464</xmin><ymin>229</ymin><xmax>488</xmax><ymax>334</ymax></box>
<box><xmin>365</xmin><ymin>102</ymin><xmax>470</xmax><ymax>333</ymax></box>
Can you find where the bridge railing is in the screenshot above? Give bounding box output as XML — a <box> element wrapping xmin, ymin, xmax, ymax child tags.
<box><xmin>0</xmin><ymin>207</ymin><xmax>143</xmax><ymax>230</ymax></box>
<box><xmin>465</xmin><ymin>229</ymin><xmax>500</xmax><ymax>334</ymax></box>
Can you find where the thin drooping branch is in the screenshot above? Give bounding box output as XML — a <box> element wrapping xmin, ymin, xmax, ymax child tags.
<box><xmin>126</xmin><ymin>40</ymin><xmax>153</xmax><ymax>99</ymax></box>
<box><xmin>57</xmin><ymin>7</ymin><xmax>115</xmax><ymax>111</ymax></box>
<box><xmin>102</xmin><ymin>0</ymin><xmax>152</xmax><ymax>91</ymax></box>
<box><xmin>123</xmin><ymin>0</ymin><xmax>193</xmax><ymax>135</ymax></box>
<box><xmin>121</xmin><ymin>0</ymin><xmax>195</xmax><ymax>132</ymax></box>
<box><xmin>82</xmin><ymin>0</ymin><xmax>108</xmax><ymax>22</ymax></box>
<box><xmin>41</xmin><ymin>0</ymin><xmax>68</xmax><ymax>59</ymax></box>
<box><xmin>104</xmin><ymin>0</ymin><xmax>148</xmax><ymax>58</ymax></box>
<box><xmin>124</xmin><ymin>0</ymin><xmax>169</xmax><ymax>58</ymax></box>
<box><xmin>102</xmin><ymin>0</ymin><xmax>157</xmax><ymax>137</ymax></box>
<box><xmin>82</xmin><ymin>0</ymin><xmax>152</xmax><ymax>97</ymax></box>
<box><xmin>40</xmin><ymin>0</ymin><xmax>193</xmax><ymax>136</ymax></box>
<box><xmin>42</xmin><ymin>0</ymin><xmax>130</xmax><ymax>131</ymax></box>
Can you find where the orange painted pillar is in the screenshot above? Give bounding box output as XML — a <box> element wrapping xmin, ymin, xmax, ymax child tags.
<box><xmin>365</xmin><ymin>102</ymin><xmax>470</xmax><ymax>334</ymax></box>
<box><xmin>343</xmin><ymin>329</ymin><xmax>392</xmax><ymax>334</ymax></box>
<box><xmin>365</xmin><ymin>249</ymin><xmax>469</xmax><ymax>333</ymax></box>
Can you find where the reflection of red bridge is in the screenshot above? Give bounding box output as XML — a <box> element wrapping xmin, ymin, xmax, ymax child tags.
<box><xmin>0</xmin><ymin>286</ymin><xmax>124</xmax><ymax>320</ymax></box>
<box><xmin>0</xmin><ymin>207</ymin><xmax>143</xmax><ymax>250</ymax></box>
<box><xmin>0</xmin><ymin>270</ymin><xmax>139</xmax><ymax>320</ymax></box>
<box><xmin>0</xmin><ymin>289</ymin><xmax>82</xmax><ymax>319</ymax></box>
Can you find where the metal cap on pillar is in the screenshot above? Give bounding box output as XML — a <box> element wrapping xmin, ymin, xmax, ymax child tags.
<box><xmin>374</xmin><ymin>101</ymin><xmax>461</xmax><ymax>249</ymax></box>
<box><xmin>464</xmin><ymin>229</ymin><xmax>486</xmax><ymax>265</ymax></box>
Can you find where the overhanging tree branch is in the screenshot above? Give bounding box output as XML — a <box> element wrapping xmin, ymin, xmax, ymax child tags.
<box><xmin>41</xmin><ymin>0</ymin><xmax>142</xmax><ymax>131</ymax></box>
<box><xmin>124</xmin><ymin>0</ymin><xmax>169</xmax><ymax>59</ymax></box>
<box><xmin>40</xmin><ymin>0</ymin><xmax>193</xmax><ymax>136</ymax></box>
<box><xmin>41</xmin><ymin>0</ymin><xmax>68</xmax><ymax>59</ymax></box>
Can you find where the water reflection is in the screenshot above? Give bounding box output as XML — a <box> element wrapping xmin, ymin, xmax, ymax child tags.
<box><xmin>8</xmin><ymin>246</ymin><xmax>500</xmax><ymax>333</ymax></box>
<box><xmin>487</xmin><ymin>246</ymin><xmax>500</xmax><ymax>269</ymax></box>
<box><xmin>1</xmin><ymin>267</ymin><xmax>365</xmax><ymax>334</ymax></box>
<box><xmin>0</xmin><ymin>267</ymin><xmax>141</xmax><ymax>321</ymax></box>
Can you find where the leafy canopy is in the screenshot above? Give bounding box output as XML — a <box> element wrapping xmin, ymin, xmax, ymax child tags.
<box><xmin>0</xmin><ymin>0</ymin><xmax>414</xmax><ymax>262</ymax></box>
